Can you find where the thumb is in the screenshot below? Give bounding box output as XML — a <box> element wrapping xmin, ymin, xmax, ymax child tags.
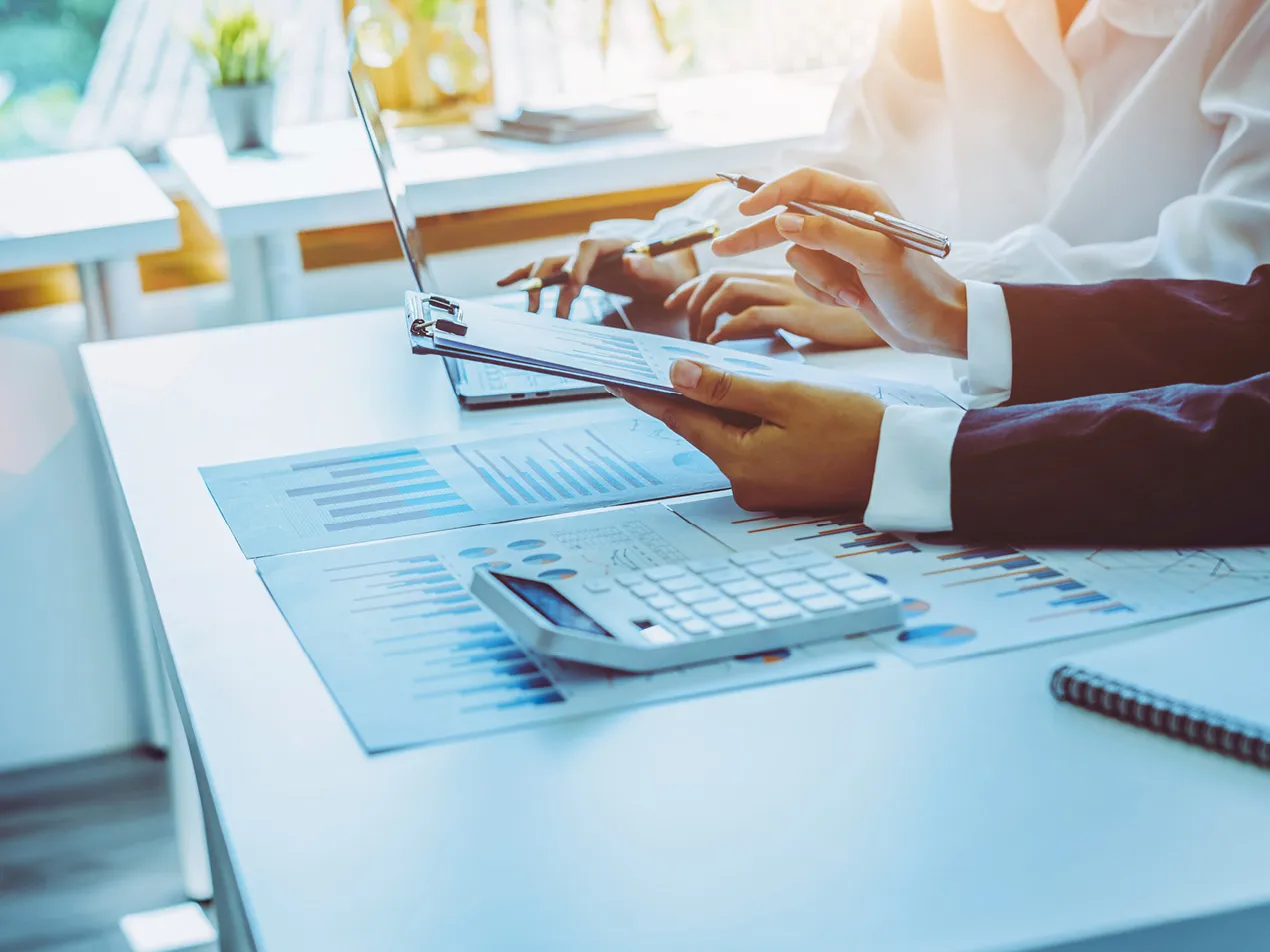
<box><xmin>669</xmin><ymin>360</ymin><xmax>787</xmax><ymax>421</ymax></box>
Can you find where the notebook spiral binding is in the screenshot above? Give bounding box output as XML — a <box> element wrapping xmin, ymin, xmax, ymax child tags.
<box><xmin>1051</xmin><ymin>665</ymin><xmax>1270</xmax><ymax>769</ymax></box>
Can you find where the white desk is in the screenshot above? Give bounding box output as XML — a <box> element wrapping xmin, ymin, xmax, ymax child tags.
<box><xmin>162</xmin><ymin>72</ymin><xmax>840</xmax><ymax>322</ymax></box>
<box><xmin>0</xmin><ymin>149</ymin><xmax>179</xmax><ymax>339</ymax></box>
<box><xmin>81</xmin><ymin>311</ymin><xmax>1270</xmax><ymax>952</ymax></box>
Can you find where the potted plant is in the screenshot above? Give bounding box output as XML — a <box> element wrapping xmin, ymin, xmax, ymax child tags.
<box><xmin>414</xmin><ymin>0</ymin><xmax>489</xmax><ymax>104</ymax></box>
<box><xmin>192</xmin><ymin>2</ymin><xmax>279</xmax><ymax>153</ymax></box>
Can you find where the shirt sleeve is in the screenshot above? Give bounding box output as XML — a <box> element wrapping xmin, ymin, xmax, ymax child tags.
<box><xmin>950</xmin><ymin>280</ymin><xmax>1013</xmax><ymax>407</ymax></box>
<box><xmin>863</xmin><ymin>277</ymin><xmax>1013</xmax><ymax>532</ymax></box>
<box><xmin>862</xmin><ymin>405</ymin><xmax>965</xmax><ymax>533</ymax></box>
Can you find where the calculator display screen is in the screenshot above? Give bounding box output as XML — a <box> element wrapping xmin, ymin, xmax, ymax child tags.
<box><xmin>492</xmin><ymin>573</ymin><xmax>616</xmax><ymax>639</ymax></box>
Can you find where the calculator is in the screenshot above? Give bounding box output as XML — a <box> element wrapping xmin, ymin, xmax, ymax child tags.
<box><xmin>471</xmin><ymin>543</ymin><xmax>904</xmax><ymax>672</ymax></box>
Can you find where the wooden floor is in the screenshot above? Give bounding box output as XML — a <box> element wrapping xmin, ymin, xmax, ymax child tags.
<box><xmin>0</xmin><ymin>751</ymin><xmax>190</xmax><ymax>952</ymax></box>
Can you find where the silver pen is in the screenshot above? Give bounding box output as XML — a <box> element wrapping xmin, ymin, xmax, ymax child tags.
<box><xmin>716</xmin><ymin>172</ymin><xmax>951</xmax><ymax>258</ymax></box>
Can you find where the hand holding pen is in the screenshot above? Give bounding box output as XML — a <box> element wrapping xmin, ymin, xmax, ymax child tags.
<box><xmin>497</xmin><ymin>223</ymin><xmax>717</xmax><ymax>318</ymax></box>
<box><xmin>713</xmin><ymin>167</ymin><xmax>970</xmax><ymax>359</ymax></box>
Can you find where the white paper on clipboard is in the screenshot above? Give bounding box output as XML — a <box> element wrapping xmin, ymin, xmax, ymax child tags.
<box><xmin>405</xmin><ymin>292</ymin><xmax>959</xmax><ymax>408</ymax></box>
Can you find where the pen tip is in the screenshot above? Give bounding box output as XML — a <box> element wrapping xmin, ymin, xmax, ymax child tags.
<box><xmin>715</xmin><ymin>171</ymin><xmax>736</xmax><ymax>183</ymax></box>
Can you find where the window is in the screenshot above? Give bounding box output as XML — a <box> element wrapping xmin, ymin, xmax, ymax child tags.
<box><xmin>486</xmin><ymin>0</ymin><xmax>888</xmax><ymax>110</ymax></box>
<box><xmin>0</xmin><ymin>0</ymin><xmax>117</xmax><ymax>157</ymax></box>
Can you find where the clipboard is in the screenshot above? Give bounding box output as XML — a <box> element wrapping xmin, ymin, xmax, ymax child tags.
<box><xmin>406</xmin><ymin>292</ymin><xmax>831</xmax><ymax>397</ymax></box>
<box><xmin>405</xmin><ymin>292</ymin><xmax>968</xmax><ymax>417</ymax></box>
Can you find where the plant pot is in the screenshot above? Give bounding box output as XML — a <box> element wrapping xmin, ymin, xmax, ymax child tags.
<box><xmin>208</xmin><ymin>82</ymin><xmax>276</xmax><ymax>153</ymax></box>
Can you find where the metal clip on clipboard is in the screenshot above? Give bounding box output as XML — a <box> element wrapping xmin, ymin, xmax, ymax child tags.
<box><xmin>409</xmin><ymin>294</ymin><xmax>469</xmax><ymax>338</ymax></box>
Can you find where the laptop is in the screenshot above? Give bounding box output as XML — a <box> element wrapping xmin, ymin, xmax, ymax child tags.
<box><xmin>348</xmin><ymin>57</ymin><xmax>607</xmax><ymax>407</ymax></box>
<box><xmin>348</xmin><ymin>56</ymin><xmax>803</xmax><ymax>407</ymax></box>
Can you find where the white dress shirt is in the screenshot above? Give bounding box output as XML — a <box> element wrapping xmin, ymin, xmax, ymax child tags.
<box><xmin>600</xmin><ymin>0</ymin><xmax>1270</xmax><ymax>287</ymax></box>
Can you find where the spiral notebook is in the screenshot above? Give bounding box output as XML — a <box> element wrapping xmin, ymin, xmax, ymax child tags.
<box><xmin>1051</xmin><ymin>605</ymin><xmax>1270</xmax><ymax>768</ymax></box>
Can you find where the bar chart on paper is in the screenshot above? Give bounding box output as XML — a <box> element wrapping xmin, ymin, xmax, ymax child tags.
<box><xmin>255</xmin><ymin>505</ymin><xmax>879</xmax><ymax>752</ymax></box>
<box><xmin>669</xmin><ymin>496</ymin><xmax>1270</xmax><ymax>663</ymax></box>
<box><xmin>201</xmin><ymin>415</ymin><xmax>727</xmax><ymax>558</ymax></box>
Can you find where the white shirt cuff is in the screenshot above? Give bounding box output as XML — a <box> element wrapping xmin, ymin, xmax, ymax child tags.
<box><xmin>862</xmin><ymin>405</ymin><xmax>966</xmax><ymax>533</ymax></box>
<box><xmin>950</xmin><ymin>280</ymin><xmax>1013</xmax><ymax>408</ymax></box>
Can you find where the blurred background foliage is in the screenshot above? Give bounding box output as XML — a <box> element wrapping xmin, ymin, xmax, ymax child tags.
<box><xmin>0</xmin><ymin>0</ymin><xmax>117</xmax><ymax>156</ymax></box>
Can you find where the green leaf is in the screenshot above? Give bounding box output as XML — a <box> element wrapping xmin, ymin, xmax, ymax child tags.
<box><xmin>192</xmin><ymin>1</ymin><xmax>275</xmax><ymax>86</ymax></box>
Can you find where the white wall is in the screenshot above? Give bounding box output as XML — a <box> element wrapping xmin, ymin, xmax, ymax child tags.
<box><xmin>0</xmin><ymin>236</ymin><xmax>573</xmax><ymax>774</ymax></box>
<box><xmin>0</xmin><ymin>305</ymin><xmax>142</xmax><ymax>772</ymax></box>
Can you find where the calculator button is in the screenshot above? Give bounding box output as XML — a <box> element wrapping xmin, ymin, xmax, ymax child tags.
<box><xmin>646</xmin><ymin>594</ymin><xmax>676</xmax><ymax>610</ymax></box>
<box><xmin>758</xmin><ymin>603</ymin><xmax>803</xmax><ymax>622</ymax></box>
<box><xmin>695</xmin><ymin>598</ymin><xmax>738</xmax><ymax>617</ymax></box>
<box><xmin>784</xmin><ymin>582</ymin><xmax>829</xmax><ymax>601</ymax></box>
<box><xmin>701</xmin><ymin>567</ymin><xmax>747</xmax><ymax>585</ymax></box>
<box><xmin>630</xmin><ymin>582</ymin><xmax>659</xmax><ymax>599</ymax></box>
<box><xmin>720</xmin><ymin>579</ymin><xmax>764</xmax><ymax>597</ymax></box>
<box><xmin>772</xmin><ymin>543</ymin><xmax>816</xmax><ymax>559</ymax></box>
<box><xmin>729</xmin><ymin>551</ymin><xmax>771</xmax><ymax>566</ymax></box>
<box><xmin>807</xmin><ymin>563</ymin><xmax>850</xmax><ymax>581</ymax></box>
<box><xmin>845</xmin><ymin>585</ymin><xmax>892</xmax><ymax>604</ymax></box>
<box><xmin>680</xmin><ymin>619</ymin><xmax>714</xmax><ymax>637</ymax></box>
<box><xmin>640</xmin><ymin>625</ymin><xmax>677</xmax><ymax>645</ymax></box>
<box><xmin>676</xmin><ymin>587</ymin><xmax>718</xmax><ymax>605</ymax></box>
<box><xmin>662</xmin><ymin>606</ymin><xmax>694</xmax><ymax>622</ymax></box>
<box><xmin>713</xmin><ymin>611</ymin><xmax>758</xmax><ymax>630</ymax></box>
<box><xmin>780</xmin><ymin>553</ymin><xmax>832</xmax><ymax>571</ymax></box>
<box><xmin>688</xmin><ymin>558</ymin><xmax>733</xmax><ymax>574</ymax></box>
<box><xmin>745</xmin><ymin>560</ymin><xmax>786</xmax><ymax>578</ymax></box>
<box><xmin>616</xmin><ymin>572</ymin><xmax>645</xmax><ymax>586</ymax></box>
<box><xmin>645</xmin><ymin>565</ymin><xmax>688</xmax><ymax>582</ymax></box>
<box><xmin>803</xmin><ymin>594</ymin><xmax>849</xmax><ymax>613</ymax></box>
<box><xmin>826</xmin><ymin>574</ymin><xmax>872</xmax><ymax>592</ymax></box>
<box><xmin>765</xmin><ymin>571</ymin><xmax>807</xmax><ymax>588</ymax></box>
<box><xmin>583</xmin><ymin>579</ymin><xmax>613</xmax><ymax>593</ymax></box>
<box><xmin>738</xmin><ymin>590</ymin><xmax>782</xmax><ymax>609</ymax></box>
<box><xmin>660</xmin><ymin>576</ymin><xmax>698</xmax><ymax>593</ymax></box>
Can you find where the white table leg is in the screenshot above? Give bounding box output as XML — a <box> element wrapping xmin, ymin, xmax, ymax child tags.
<box><xmin>87</xmin><ymin>398</ymin><xmax>211</xmax><ymax>901</ymax></box>
<box><xmin>166</xmin><ymin>678</ymin><xmax>215</xmax><ymax>902</ymax></box>
<box><xmin>225</xmin><ymin>236</ymin><xmax>271</xmax><ymax>323</ymax></box>
<box><xmin>261</xmin><ymin>230</ymin><xmax>305</xmax><ymax>321</ymax></box>
<box><xmin>76</xmin><ymin>259</ymin><xmax>145</xmax><ymax>340</ymax></box>
<box><xmin>76</xmin><ymin>262</ymin><xmax>110</xmax><ymax>341</ymax></box>
<box><xmin>225</xmin><ymin>232</ymin><xmax>303</xmax><ymax>322</ymax></box>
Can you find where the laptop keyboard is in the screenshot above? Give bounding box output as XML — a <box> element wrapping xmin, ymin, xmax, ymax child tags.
<box><xmin>471</xmin><ymin>363</ymin><xmax>596</xmax><ymax>394</ymax></box>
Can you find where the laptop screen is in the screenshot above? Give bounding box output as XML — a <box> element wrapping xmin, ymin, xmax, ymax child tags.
<box><xmin>348</xmin><ymin>59</ymin><xmax>433</xmax><ymax>293</ymax></box>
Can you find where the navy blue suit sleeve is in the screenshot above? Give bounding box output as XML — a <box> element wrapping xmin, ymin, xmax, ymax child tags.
<box><xmin>951</xmin><ymin>372</ymin><xmax>1270</xmax><ymax>545</ymax></box>
<box><xmin>1002</xmin><ymin>265</ymin><xmax>1270</xmax><ymax>405</ymax></box>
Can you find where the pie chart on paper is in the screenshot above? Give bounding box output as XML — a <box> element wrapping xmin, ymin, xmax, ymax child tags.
<box><xmin>898</xmin><ymin>623</ymin><xmax>977</xmax><ymax>647</ymax></box>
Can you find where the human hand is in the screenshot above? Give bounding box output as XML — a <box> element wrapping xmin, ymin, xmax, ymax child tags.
<box><xmin>711</xmin><ymin>168</ymin><xmax>968</xmax><ymax>358</ymax></box>
<box><xmin>664</xmin><ymin>268</ymin><xmax>884</xmax><ymax>347</ymax></box>
<box><xmin>497</xmin><ymin>235</ymin><xmax>698</xmax><ymax>318</ymax></box>
<box><xmin>618</xmin><ymin>359</ymin><xmax>884</xmax><ymax>512</ymax></box>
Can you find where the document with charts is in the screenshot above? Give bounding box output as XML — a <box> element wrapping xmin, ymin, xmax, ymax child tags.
<box><xmin>256</xmin><ymin>504</ymin><xmax>883</xmax><ymax>752</ymax></box>
<box><xmin>201</xmin><ymin>412</ymin><xmax>727</xmax><ymax>559</ymax></box>
<box><xmin>670</xmin><ymin>495</ymin><xmax>1270</xmax><ymax>663</ymax></box>
<box><xmin>408</xmin><ymin>294</ymin><xmax>958</xmax><ymax>409</ymax></box>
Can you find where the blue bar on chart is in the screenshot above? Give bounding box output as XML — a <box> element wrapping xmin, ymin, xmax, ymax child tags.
<box><xmin>921</xmin><ymin>545</ymin><xmax>1133</xmax><ymax>621</ymax></box>
<box><xmin>201</xmin><ymin>414</ymin><xmax>727</xmax><ymax>558</ymax></box>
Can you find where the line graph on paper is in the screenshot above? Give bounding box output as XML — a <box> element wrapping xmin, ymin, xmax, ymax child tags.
<box><xmin>1078</xmin><ymin>548</ymin><xmax>1270</xmax><ymax>589</ymax></box>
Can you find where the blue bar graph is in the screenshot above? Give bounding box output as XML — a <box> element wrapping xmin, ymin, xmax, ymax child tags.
<box><xmin>289</xmin><ymin>448</ymin><xmax>421</xmax><ymax>471</ymax></box>
<box><xmin>202</xmin><ymin>416</ymin><xmax>726</xmax><ymax>558</ymax></box>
